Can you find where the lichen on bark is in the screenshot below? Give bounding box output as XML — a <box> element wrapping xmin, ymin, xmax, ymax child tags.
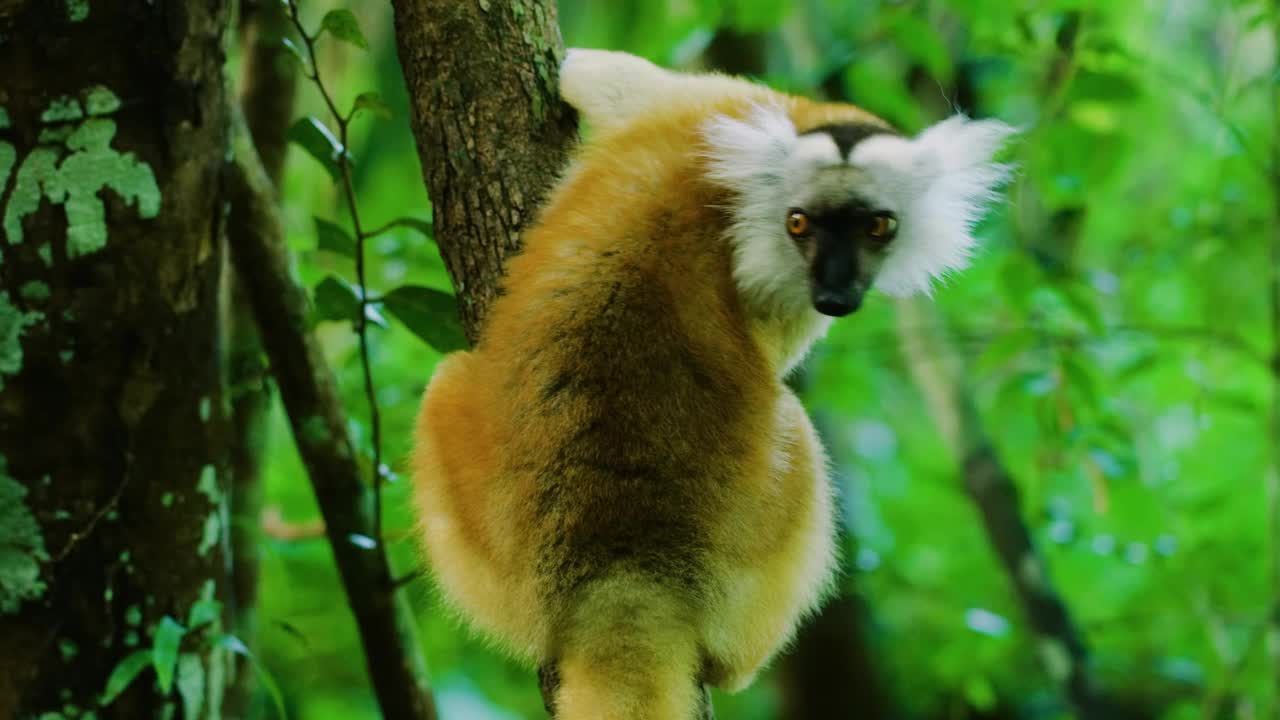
<box><xmin>0</xmin><ymin>455</ymin><xmax>48</xmax><ymax>613</ymax></box>
<box><xmin>0</xmin><ymin>292</ymin><xmax>40</xmax><ymax>391</ymax></box>
<box><xmin>4</xmin><ymin>94</ymin><xmax>161</xmax><ymax>255</ymax></box>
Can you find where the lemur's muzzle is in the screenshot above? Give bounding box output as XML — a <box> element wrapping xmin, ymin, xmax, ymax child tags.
<box><xmin>810</xmin><ymin>236</ymin><xmax>864</xmax><ymax>317</ymax></box>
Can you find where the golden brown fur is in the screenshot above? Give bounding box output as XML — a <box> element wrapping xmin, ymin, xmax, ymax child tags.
<box><xmin>413</xmin><ymin>53</ymin><xmax>894</xmax><ymax>718</ymax></box>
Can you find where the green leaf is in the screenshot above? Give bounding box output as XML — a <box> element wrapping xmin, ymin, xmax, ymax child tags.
<box><xmin>381</xmin><ymin>286</ymin><xmax>468</xmax><ymax>353</ymax></box>
<box><xmin>287</xmin><ymin>117</ymin><xmax>343</xmax><ymax>183</ymax></box>
<box><xmin>320</xmin><ymin>9</ymin><xmax>368</xmax><ymax>50</ymax></box>
<box><xmin>1071</xmin><ymin>69</ymin><xmax>1142</xmax><ymax>103</ymax></box>
<box><xmin>1059</xmin><ymin>352</ymin><xmax>1100</xmax><ymax>412</ymax></box>
<box><xmin>352</xmin><ymin>92</ymin><xmax>393</xmax><ymax>120</ymax></box>
<box><xmin>312</xmin><ymin>275</ymin><xmax>361</xmax><ymax>325</ymax></box>
<box><xmin>220</xmin><ymin>635</ymin><xmax>289</xmax><ymax>720</ymax></box>
<box><xmin>187</xmin><ymin>598</ymin><xmax>222</xmax><ymax>630</ymax></box>
<box><xmin>1056</xmin><ymin>282</ymin><xmax>1105</xmax><ymax>334</ymax></box>
<box><xmin>315</xmin><ymin>217</ymin><xmax>355</xmax><ymax>258</ymax></box>
<box><xmin>975</xmin><ymin>331</ymin><xmax>1035</xmax><ymax>375</ymax></box>
<box><xmin>99</xmin><ymin>649</ymin><xmax>154</xmax><ymax>706</ymax></box>
<box><xmin>152</xmin><ymin>616</ymin><xmax>187</xmax><ymax>694</ymax></box>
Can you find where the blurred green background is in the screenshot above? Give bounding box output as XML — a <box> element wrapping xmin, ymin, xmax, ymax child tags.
<box><xmin>234</xmin><ymin>0</ymin><xmax>1277</xmax><ymax>718</ymax></box>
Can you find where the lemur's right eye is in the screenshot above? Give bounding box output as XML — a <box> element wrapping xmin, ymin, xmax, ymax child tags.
<box><xmin>867</xmin><ymin>213</ymin><xmax>898</xmax><ymax>240</ymax></box>
<box><xmin>786</xmin><ymin>211</ymin><xmax>809</xmax><ymax>237</ymax></box>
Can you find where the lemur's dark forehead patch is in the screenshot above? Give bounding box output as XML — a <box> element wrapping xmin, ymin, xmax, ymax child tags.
<box><xmin>800</xmin><ymin>123</ymin><xmax>898</xmax><ymax>161</ymax></box>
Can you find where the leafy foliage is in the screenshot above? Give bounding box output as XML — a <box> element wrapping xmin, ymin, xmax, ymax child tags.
<box><xmin>380</xmin><ymin>286</ymin><xmax>468</xmax><ymax>354</ymax></box>
<box><xmin>238</xmin><ymin>0</ymin><xmax>1279</xmax><ymax>718</ymax></box>
<box><xmin>319</xmin><ymin>9</ymin><xmax>369</xmax><ymax>50</ymax></box>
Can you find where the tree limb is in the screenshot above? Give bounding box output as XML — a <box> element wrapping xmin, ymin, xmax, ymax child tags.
<box><xmin>226</xmin><ymin>2</ymin><xmax>298</xmax><ymax>714</ymax></box>
<box><xmin>224</xmin><ymin>114</ymin><xmax>437</xmax><ymax>720</ymax></box>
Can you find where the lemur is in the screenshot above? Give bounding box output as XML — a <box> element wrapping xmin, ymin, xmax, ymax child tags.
<box><xmin>410</xmin><ymin>48</ymin><xmax>1015</xmax><ymax>719</ymax></box>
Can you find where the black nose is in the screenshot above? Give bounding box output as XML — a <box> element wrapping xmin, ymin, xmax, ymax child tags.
<box><xmin>813</xmin><ymin>289</ymin><xmax>862</xmax><ymax>317</ymax></box>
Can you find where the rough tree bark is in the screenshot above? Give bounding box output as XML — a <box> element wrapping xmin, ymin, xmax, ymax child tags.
<box><xmin>390</xmin><ymin>0</ymin><xmax>578</xmax><ymax>345</ymax></box>
<box><xmin>0</xmin><ymin>1</ymin><xmax>233</xmax><ymax>717</ymax></box>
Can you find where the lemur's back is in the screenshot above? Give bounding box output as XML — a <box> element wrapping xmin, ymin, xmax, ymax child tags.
<box><xmin>426</xmin><ymin>91</ymin><xmax>784</xmax><ymax>609</ymax></box>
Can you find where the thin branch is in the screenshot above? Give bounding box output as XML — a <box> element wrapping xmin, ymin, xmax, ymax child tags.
<box><xmin>284</xmin><ymin>1</ymin><xmax>388</xmax><ymax>571</ymax></box>
<box><xmin>226</xmin><ymin>110</ymin><xmax>437</xmax><ymax>720</ymax></box>
<box><xmin>51</xmin><ymin>478</ymin><xmax>128</xmax><ymax>564</ymax></box>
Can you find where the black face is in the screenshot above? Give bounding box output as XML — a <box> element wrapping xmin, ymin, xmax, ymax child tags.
<box><xmin>785</xmin><ymin>203</ymin><xmax>898</xmax><ymax>317</ymax></box>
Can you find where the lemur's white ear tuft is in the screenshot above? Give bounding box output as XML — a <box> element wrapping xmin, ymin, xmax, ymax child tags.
<box><xmin>559</xmin><ymin>49</ymin><xmax>676</xmax><ymax>133</ymax></box>
<box><xmin>700</xmin><ymin>102</ymin><xmax>798</xmax><ymax>194</ymax></box>
<box><xmin>700</xmin><ymin>103</ymin><xmax>806</xmax><ymax>312</ymax></box>
<box><xmin>856</xmin><ymin>115</ymin><xmax>1018</xmax><ymax>297</ymax></box>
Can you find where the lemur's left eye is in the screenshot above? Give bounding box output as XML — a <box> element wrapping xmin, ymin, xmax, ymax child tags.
<box><xmin>786</xmin><ymin>211</ymin><xmax>810</xmax><ymax>237</ymax></box>
<box><xmin>867</xmin><ymin>214</ymin><xmax>898</xmax><ymax>240</ymax></box>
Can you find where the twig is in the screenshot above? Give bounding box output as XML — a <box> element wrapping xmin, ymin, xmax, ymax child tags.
<box><xmin>226</xmin><ymin>108</ymin><xmax>437</xmax><ymax>720</ymax></box>
<box><xmin>51</xmin><ymin>477</ymin><xmax>129</xmax><ymax>563</ymax></box>
<box><xmin>284</xmin><ymin>1</ymin><xmax>388</xmax><ymax>571</ymax></box>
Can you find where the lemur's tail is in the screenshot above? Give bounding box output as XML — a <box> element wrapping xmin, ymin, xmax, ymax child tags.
<box><xmin>548</xmin><ymin>573</ymin><xmax>706</xmax><ymax>720</ymax></box>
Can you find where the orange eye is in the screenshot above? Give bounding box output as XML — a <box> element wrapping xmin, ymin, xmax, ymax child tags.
<box><xmin>868</xmin><ymin>214</ymin><xmax>898</xmax><ymax>239</ymax></box>
<box><xmin>786</xmin><ymin>211</ymin><xmax>809</xmax><ymax>237</ymax></box>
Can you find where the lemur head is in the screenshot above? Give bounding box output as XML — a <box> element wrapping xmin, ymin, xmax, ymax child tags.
<box><xmin>702</xmin><ymin>103</ymin><xmax>1015</xmax><ymax>317</ymax></box>
<box><xmin>560</xmin><ymin>49</ymin><xmax>1016</xmax><ymax>318</ymax></box>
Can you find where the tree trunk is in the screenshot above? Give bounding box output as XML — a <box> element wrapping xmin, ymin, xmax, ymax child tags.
<box><xmin>390</xmin><ymin>0</ymin><xmax>578</xmax><ymax>345</ymax></box>
<box><xmin>0</xmin><ymin>2</ymin><xmax>232</xmax><ymax>718</ymax></box>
